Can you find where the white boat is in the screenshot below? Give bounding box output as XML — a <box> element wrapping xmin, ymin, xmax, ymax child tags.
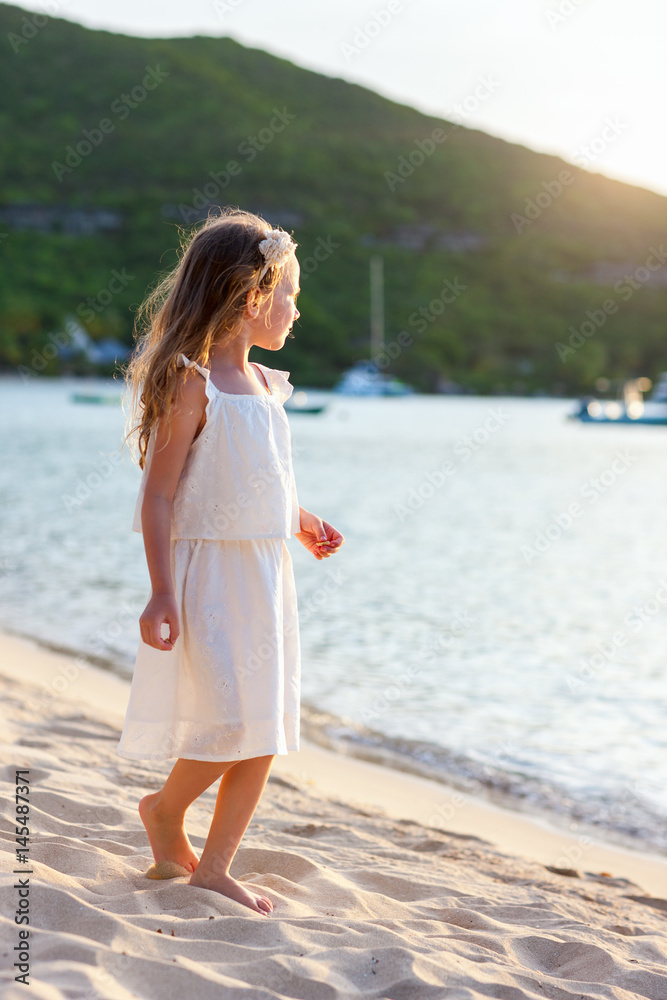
<box><xmin>333</xmin><ymin>256</ymin><xmax>415</xmax><ymax>396</ymax></box>
<box><xmin>332</xmin><ymin>359</ymin><xmax>414</xmax><ymax>396</ymax></box>
<box><xmin>569</xmin><ymin>374</ymin><xmax>667</xmax><ymax>425</ymax></box>
<box><xmin>283</xmin><ymin>389</ymin><xmax>327</xmax><ymax>414</ymax></box>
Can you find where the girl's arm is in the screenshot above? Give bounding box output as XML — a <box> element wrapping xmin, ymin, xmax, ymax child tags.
<box><xmin>139</xmin><ymin>372</ymin><xmax>207</xmax><ymax>650</ymax></box>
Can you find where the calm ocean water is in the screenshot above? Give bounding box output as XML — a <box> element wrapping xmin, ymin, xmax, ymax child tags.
<box><xmin>2</xmin><ymin>373</ymin><xmax>667</xmax><ymax>854</ymax></box>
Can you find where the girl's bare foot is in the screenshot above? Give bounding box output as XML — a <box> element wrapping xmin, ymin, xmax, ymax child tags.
<box><xmin>188</xmin><ymin>867</ymin><xmax>274</xmax><ymax>915</ymax></box>
<box><xmin>138</xmin><ymin>792</ymin><xmax>200</xmax><ymax>873</ymax></box>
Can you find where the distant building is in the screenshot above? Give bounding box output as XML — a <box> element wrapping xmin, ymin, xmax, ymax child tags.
<box><xmin>0</xmin><ymin>204</ymin><xmax>123</xmax><ymax>235</ymax></box>
<box><xmin>586</xmin><ymin>260</ymin><xmax>667</xmax><ymax>286</ymax></box>
<box><xmin>58</xmin><ymin>316</ymin><xmax>130</xmax><ymax>365</ymax></box>
<box><xmin>162</xmin><ymin>202</ymin><xmax>304</xmax><ymax>228</ymax></box>
<box><xmin>361</xmin><ymin>226</ymin><xmax>487</xmax><ymax>252</ymax></box>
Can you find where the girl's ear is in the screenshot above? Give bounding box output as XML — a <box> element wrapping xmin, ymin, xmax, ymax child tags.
<box><xmin>245</xmin><ymin>287</ymin><xmax>261</xmax><ymax>319</ymax></box>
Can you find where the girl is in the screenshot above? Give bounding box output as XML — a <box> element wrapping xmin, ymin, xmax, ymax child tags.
<box><xmin>117</xmin><ymin>207</ymin><xmax>344</xmax><ymax>915</ymax></box>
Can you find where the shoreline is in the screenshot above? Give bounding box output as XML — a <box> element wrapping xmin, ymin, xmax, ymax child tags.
<box><xmin>3</xmin><ymin>628</ymin><xmax>667</xmax><ymax>895</ymax></box>
<box><xmin>4</xmin><ymin>623</ymin><xmax>666</xmax><ymax>863</ymax></box>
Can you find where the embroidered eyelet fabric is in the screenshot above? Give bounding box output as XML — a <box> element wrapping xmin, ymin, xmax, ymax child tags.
<box><xmin>118</xmin><ymin>353</ymin><xmax>302</xmax><ymax>762</ymax></box>
<box><xmin>117</xmin><ymin>535</ymin><xmax>301</xmax><ymax>761</ymax></box>
<box><xmin>131</xmin><ymin>353</ymin><xmax>300</xmax><ymax>540</ymax></box>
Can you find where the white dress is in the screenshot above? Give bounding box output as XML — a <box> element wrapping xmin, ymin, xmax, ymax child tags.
<box><xmin>117</xmin><ymin>355</ymin><xmax>301</xmax><ymax>762</ymax></box>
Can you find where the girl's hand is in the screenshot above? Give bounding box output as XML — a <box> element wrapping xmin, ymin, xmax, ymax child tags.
<box><xmin>295</xmin><ymin>509</ymin><xmax>345</xmax><ymax>560</ymax></box>
<box><xmin>139</xmin><ymin>592</ymin><xmax>180</xmax><ymax>650</ymax></box>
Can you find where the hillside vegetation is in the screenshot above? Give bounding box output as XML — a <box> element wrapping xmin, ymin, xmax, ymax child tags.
<box><xmin>1</xmin><ymin>2</ymin><xmax>666</xmax><ymax>393</ymax></box>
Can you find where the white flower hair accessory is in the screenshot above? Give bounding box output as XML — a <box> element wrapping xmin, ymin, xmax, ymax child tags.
<box><xmin>257</xmin><ymin>228</ymin><xmax>297</xmax><ymax>281</ymax></box>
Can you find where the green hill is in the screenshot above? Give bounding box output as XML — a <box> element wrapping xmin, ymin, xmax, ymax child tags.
<box><xmin>1</xmin><ymin>1</ymin><xmax>666</xmax><ymax>393</ymax></box>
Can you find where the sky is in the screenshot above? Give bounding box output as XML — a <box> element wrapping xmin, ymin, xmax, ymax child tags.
<box><xmin>14</xmin><ymin>0</ymin><xmax>667</xmax><ymax>197</ymax></box>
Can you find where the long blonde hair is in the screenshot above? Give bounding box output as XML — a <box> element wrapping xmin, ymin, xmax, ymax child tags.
<box><xmin>121</xmin><ymin>207</ymin><xmax>298</xmax><ymax>469</ymax></box>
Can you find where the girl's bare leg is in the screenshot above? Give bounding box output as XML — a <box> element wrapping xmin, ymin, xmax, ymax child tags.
<box><xmin>139</xmin><ymin>758</ymin><xmax>237</xmax><ymax>873</ymax></box>
<box><xmin>188</xmin><ymin>754</ymin><xmax>275</xmax><ymax>914</ymax></box>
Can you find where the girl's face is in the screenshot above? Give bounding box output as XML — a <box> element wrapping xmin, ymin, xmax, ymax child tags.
<box><xmin>251</xmin><ymin>256</ymin><xmax>300</xmax><ymax>350</ymax></box>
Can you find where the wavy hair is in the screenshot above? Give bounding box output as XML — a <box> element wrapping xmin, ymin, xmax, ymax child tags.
<box><xmin>120</xmin><ymin>207</ymin><xmax>298</xmax><ymax>469</ymax></box>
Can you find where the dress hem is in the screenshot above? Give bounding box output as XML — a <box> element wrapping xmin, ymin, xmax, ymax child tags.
<box><xmin>116</xmin><ymin>742</ymin><xmax>300</xmax><ymax>763</ymax></box>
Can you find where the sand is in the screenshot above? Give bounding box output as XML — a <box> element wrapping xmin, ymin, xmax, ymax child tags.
<box><xmin>1</xmin><ymin>630</ymin><xmax>666</xmax><ymax>999</ymax></box>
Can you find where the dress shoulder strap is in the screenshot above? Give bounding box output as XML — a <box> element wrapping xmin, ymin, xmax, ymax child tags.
<box><xmin>176</xmin><ymin>353</ymin><xmax>210</xmax><ymax>383</ymax></box>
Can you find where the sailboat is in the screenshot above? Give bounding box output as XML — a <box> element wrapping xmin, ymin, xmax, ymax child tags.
<box><xmin>332</xmin><ymin>256</ymin><xmax>415</xmax><ymax>396</ymax></box>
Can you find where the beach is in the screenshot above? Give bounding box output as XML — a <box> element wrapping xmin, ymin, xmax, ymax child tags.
<box><xmin>1</xmin><ymin>630</ymin><xmax>667</xmax><ymax>999</ymax></box>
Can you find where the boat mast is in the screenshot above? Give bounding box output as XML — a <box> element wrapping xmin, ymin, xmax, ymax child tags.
<box><xmin>370</xmin><ymin>255</ymin><xmax>384</xmax><ymax>360</ymax></box>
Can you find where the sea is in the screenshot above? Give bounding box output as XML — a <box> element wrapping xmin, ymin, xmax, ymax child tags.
<box><xmin>2</xmin><ymin>373</ymin><xmax>667</xmax><ymax>857</ymax></box>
